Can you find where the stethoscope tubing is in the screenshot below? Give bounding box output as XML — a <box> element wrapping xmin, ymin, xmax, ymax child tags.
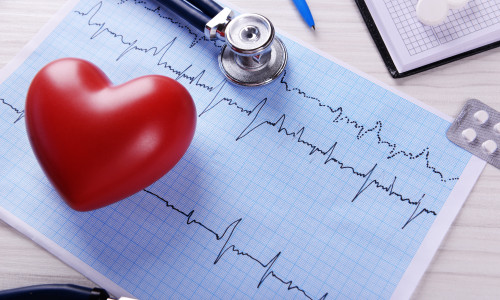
<box><xmin>0</xmin><ymin>284</ymin><xmax>110</xmax><ymax>300</ymax></box>
<box><xmin>156</xmin><ymin>0</ymin><xmax>223</xmax><ymax>32</ymax></box>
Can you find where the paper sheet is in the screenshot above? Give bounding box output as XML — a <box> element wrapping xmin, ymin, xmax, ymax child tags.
<box><xmin>365</xmin><ymin>0</ymin><xmax>500</xmax><ymax>72</ymax></box>
<box><xmin>0</xmin><ymin>1</ymin><xmax>486</xmax><ymax>299</ymax></box>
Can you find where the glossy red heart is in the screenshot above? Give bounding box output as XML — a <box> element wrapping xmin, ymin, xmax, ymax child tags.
<box><xmin>25</xmin><ymin>58</ymin><xmax>196</xmax><ymax>211</ymax></box>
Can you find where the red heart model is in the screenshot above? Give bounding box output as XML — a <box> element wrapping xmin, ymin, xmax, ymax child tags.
<box><xmin>25</xmin><ymin>58</ymin><xmax>197</xmax><ymax>211</ymax></box>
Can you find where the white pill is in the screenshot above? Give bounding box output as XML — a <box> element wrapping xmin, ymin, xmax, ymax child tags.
<box><xmin>416</xmin><ymin>0</ymin><xmax>449</xmax><ymax>26</ymax></box>
<box><xmin>461</xmin><ymin>128</ymin><xmax>477</xmax><ymax>143</ymax></box>
<box><xmin>482</xmin><ymin>140</ymin><xmax>497</xmax><ymax>155</ymax></box>
<box><xmin>474</xmin><ymin>110</ymin><xmax>489</xmax><ymax>124</ymax></box>
<box><xmin>494</xmin><ymin>123</ymin><xmax>500</xmax><ymax>134</ymax></box>
<box><xmin>447</xmin><ymin>0</ymin><xmax>470</xmax><ymax>9</ymax></box>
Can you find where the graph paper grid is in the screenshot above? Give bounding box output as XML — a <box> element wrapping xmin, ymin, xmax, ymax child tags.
<box><xmin>0</xmin><ymin>1</ymin><xmax>478</xmax><ymax>299</ymax></box>
<box><xmin>385</xmin><ymin>0</ymin><xmax>500</xmax><ymax>55</ymax></box>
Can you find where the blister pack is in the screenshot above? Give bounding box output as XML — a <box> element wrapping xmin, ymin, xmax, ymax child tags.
<box><xmin>447</xmin><ymin>99</ymin><xmax>500</xmax><ymax>169</ymax></box>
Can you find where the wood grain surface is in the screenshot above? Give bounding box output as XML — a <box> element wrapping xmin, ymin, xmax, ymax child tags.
<box><xmin>1</xmin><ymin>0</ymin><xmax>499</xmax><ymax>298</ymax></box>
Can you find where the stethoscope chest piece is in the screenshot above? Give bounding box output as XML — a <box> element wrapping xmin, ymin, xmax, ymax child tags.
<box><xmin>218</xmin><ymin>13</ymin><xmax>287</xmax><ymax>87</ymax></box>
<box><xmin>156</xmin><ymin>0</ymin><xmax>287</xmax><ymax>87</ymax></box>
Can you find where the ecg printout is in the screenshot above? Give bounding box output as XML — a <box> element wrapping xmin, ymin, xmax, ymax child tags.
<box><xmin>0</xmin><ymin>1</ymin><xmax>485</xmax><ymax>299</ymax></box>
<box><xmin>365</xmin><ymin>0</ymin><xmax>500</xmax><ymax>72</ymax></box>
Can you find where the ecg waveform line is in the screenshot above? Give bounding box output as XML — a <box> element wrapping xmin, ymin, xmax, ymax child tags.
<box><xmin>200</xmin><ymin>84</ymin><xmax>437</xmax><ymax>229</ymax></box>
<box><xmin>142</xmin><ymin>166</ymin><xmax>432</xmax><ymax>299</ymax></box>
<box><xmin>75</xmin><ymin>1</ymin><xmax>226</xmax><ymax>94</ymax></box>
<box><xmin>74</xmin><ymin>1</ymin><xmax>460</xmax><ymax>184</ymax></box>
<box><xmin>143</xmin><ymin>189</ymin><xmax>329</xmax><ymax>300</ymax></box>
<box><xmin>0</xmin><ymin>98</ymin><xmax>24</xmax><ymax>123</ymax></box>
<box><xmin>278</xmin><ymin>71</ymin><xmax>459</xmax><ymax>183</ymax></box>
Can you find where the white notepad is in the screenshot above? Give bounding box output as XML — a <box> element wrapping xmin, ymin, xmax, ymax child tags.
<box><xmin>0</xmin><ymin>1</ymin><xmax>486</xmax><ymax>299</ymax></box>
<box><xmin>363</xmin><ymin>0</ymin><xmax>500</xmax><ymax>75</ymax></box>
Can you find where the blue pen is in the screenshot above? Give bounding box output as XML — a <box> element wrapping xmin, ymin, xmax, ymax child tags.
<box><xmin>292</xmin><ymin>0</ymin><xmax>316</xmax><ymax>30</ymax></box>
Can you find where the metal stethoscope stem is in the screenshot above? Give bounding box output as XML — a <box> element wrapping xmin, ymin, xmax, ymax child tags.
<box><xmin>156</xmin><ymin>0</ymin><xmax>288</xmax><ymax>86</ymax></box>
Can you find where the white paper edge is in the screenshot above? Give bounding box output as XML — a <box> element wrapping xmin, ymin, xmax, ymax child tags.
<box><xmin>0</xmin><ymin>0</ymin><xmax>134</xmax><ymax>297</ymax></box>
<box><xmin>0</xmin><ymin>206</ymin><xmax>134</xmax><ymax>298</ymax></box>
<box><xmin>0</xmin><ymin>0</ymin><xmax>486</xmax><ymax>299</ymax></box>
<box><xmin>391</xmin><ymin>155</ymin><xmax>486</xmax><ymax>299</ymax></box>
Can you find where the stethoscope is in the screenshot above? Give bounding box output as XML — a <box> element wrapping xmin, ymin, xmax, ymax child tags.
<box><xmin>157</xmin><ymin>0</ymin><xmax>288</xmax><ymax>87</ymax></box>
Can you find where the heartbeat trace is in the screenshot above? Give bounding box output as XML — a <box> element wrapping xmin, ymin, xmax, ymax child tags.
<box><xmin>200</xmin><ymin>85</ymin><xmax>437</xmax><ymax>230</ymax></box>
<box><xmin>75</xmin><ymin>1</ymin><xmax>225</xmax><ymax>93</ymax></box>
<box><xmin>143</xmin><ymin>189</ymin><xmax>329</xmax><ymax>300</ymax></box>
<box><xmin>278</xmin><ymin>71</ymin><xmax>459</xmax><ymax>183</ymax></box>
<box><xmin>0</xmin><ymin>98</ymin><xmax>24</xmax><ymax>124</ymax></box>
<box><xmin>148</xmin><ymin>88</ymin><xmax>435</xmax><ymax>299</ymax></box>
<box><xmin>75</xmin><ymin>1</ymin><xmax>459</xmax><ymax>183</ymax></box>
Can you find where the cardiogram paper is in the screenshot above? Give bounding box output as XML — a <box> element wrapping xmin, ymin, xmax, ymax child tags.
<box><xmin>0</xmin><ymin>1</ymin><xmax>485</xmax><ymax>299</ymax></box>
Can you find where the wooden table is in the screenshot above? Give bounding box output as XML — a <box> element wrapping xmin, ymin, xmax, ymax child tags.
<box><xmin>1</xmin><ymin>0</ymin><xmax>499</xmax><ymax>298</ymax></box>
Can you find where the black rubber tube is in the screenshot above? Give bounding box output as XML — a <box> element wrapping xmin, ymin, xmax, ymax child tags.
<box><xmin>0</xmin><ymin>284</ymin><xmax>109</xmax><ymax>300</ymax></box>
<box><xmin>156</xmin><ymin>0</ymin><xmax>212</xmax><ymax>32</ymax></box>
<box><xmin>185</xmin><ymin>0</ymin><xmax>223</xmax><ymax>18</ymax></box>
